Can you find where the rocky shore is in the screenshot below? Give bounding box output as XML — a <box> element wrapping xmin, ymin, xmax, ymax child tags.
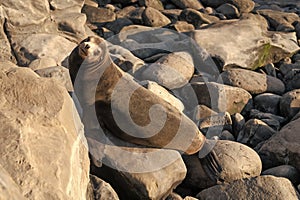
<box><xmin>1</xmin><ymin>0</ymin><xmax>300</xmax><ymax>199</ymax></box>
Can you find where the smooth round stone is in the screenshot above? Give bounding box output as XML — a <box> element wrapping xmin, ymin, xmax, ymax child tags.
<box><xmin>262</xmin><ymin>165</ymin><xmax>300</xmax><ymax>185</ymax></box>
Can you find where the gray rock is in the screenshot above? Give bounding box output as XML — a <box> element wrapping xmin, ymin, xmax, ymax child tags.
<box><xmin>279</xmin><ymin>62</ymin><xmax>300</xmax><ymax>76</ymax></box>
<box><xmin>82</xmin><ymin>5</ymin><xmax>116</xmax><ymax>24</ymax></box>
<box><xmin>220</xmin><ymin>68</ymin><xmax>285</xmax><ymax>95</ymax></box>
<box><xmin>254</xmin><ymin>93</ymin><xmax>282</xmax><ymax>115</ymax></box>
<box><xmin>257</xmin><ymin>115</ymin><xmax>300</xmax><ymax>172</ymax></box>
<box><xmin>35</xmin><ymin>66</ymin><xmax>73</xmax><ymax>92</ymax></box>
<box><xmin>183</xmin><ymin>140</ymin><xmax>262</xmax><ymax>190</ymax></box>
<box><xmin>263</xmin><ymin>63</ymin><xmax>277</xmax><ymax>77</ymax></box>
<box><xmin>91</xmin><ymin>145</ymin><xmax>187</xmax><ymax>200</ymax></box>
<box><xmin>219</xmin><ymin>130</ymin><xmax>235</xmax><ymax>141</ymax></box>
<box><xmin>262</xmin><ymin>165</ymin><xmax>300</xmax><ymax>185</ymax></box>
<box><xmin>0</xmin><ymin>164</ymin><xmax>26</xmax><ymax>200</ymax></box>
<box><xmin>231</xmin><ymin>113</ymin><xmax>245</xmax><ymax>138</ymax></box>
<box><xmin>216</xmin><ymin>3</ymin><xmax>240</xmax><ymax>19</ymax></box>
<box><xmin>284</xmin><ymin>69</ymin><xmax>300</xmax><ymax>91</ymax></box>
<box><xmin>280</xmin><ymin>89</ymin><xmax>300</xmax><ymax>119</ymax></box>
<box><xmin>191</xmin><ymin>14</ymin><xmax>300</xmax><ymax>70</ymax></box>
<box><xmin>142</xmin><ymin>7</ymin><xmax>171</xmax><ymax>27</ymax></box>
<box><xmin>29</xmin><ymin>57</ymin><xmax>58</xmax><ymax>70</ymax></box>
<box><xmin>140</xmin><ymin>51</ymin><xmax>195</xmax><ymax>89</ymax></box>
<box><xmin>105</xmin><ymin>18</ymin><xmax>133</xmax><ymax>34</ymax></box>
<box><xmin>196</xmin><ymin>175</ymin><xmax>299</xmax><ymax>200</ymax></box>
<box><xmin>256</xmin><ymin>9</ymin><xmax>299</xmax><ymax>32</ymax></box>
<box><xmin>188</xmin><ymin>82</ymin><xmax>253</xmax><ymax>114</ymax></box>
<box><xmin>88</xmin><ymin>175</ymin><xmax>119</xmax><ymax>200</ymax></box>
<box><xmin>0</xmin><ymin>61</ymin><xmax>90</xmax><ymax>199</ymax></box>
<box><xmin>249</xmin><ymin>109</ymin><xmax>286</xmax><ymax>126</ymax></box>
<box><xmin>170</xmin><ymin>0</ymin><xmax>204</xmax><ymax>10</ymax></box>
<box><xmin>179</xmin><ymin>8</ymin><xmax>219</xmax><ymax>28</ymax></box>
<box><xmin>237</xmin><ymin>119</ymin><xmax>277</xmax><ymax>148</ymax></box>
<box><xmin>139</xmin><ymin>0</ymin><xmax>164</xmax><ymax>10</ymax></box>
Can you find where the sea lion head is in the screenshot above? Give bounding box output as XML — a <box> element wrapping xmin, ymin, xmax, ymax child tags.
<box><xmin>77</xmin><ymin>36</ymin><xmax>108</xmax><ymax>63</ymax></box>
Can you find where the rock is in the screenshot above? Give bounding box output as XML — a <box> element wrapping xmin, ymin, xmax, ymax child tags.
<box><xmin>112</xmin><ymin>0</ymin><xmax>138</xmax><ymax>6</ymax></box>
<box><xmin>161</xmin><ymin>9</ymin><xmax>182</xmax><ymax>23</ymax></box>
<box><xmin>280</xmin><ymin>89</ymin><xmax>300</xmax><ymax>119</ymax></box>
<box><xmin>196</xmin><ymin>175</ymin><xmax>299</xmax><ymax>200</ymax></box>
<box><xmin>84</xmin><ymin>0</ymin><xmax>98</xmax><ymax>7</ymax></box>
<box><xmin>263</xmin><ymin>63</ymin><xmax>277</xmax><ymax>77</ymax></box>
<box><xmin>82</xmin><ymin>5</ymin><xmax>116</xmax><ymax>24</ymax></box>
<box><xmin>91</xmin><ymin>145</ymin><xmax>187</xmax><ymax>199</ymax></box>
<box><xmin>231</xmin><ymin>113</ymin><xmax>245</xmax><ymax>138</ymax></box>
<box><xmin>229</xmin><ymin>0</ymin><xmax>255</xmax><ymax>13</ymax></box>
<box><xmin>262</xmin><ymin>165</ymin><xmax>300</xmax><ymax>185</ymax></box>
<box><xmin>192</xmin><ymin>104</ymin><xmax>218</xmax><ymax>122</ymax></box>
<box><xmin>140</xmin><ymin>80</ymin><xmax>185</xmax><ymax>112</ymax></box>
<box><xmin>220</xmin><ymin>68</ymin><xmax>285</xmax><ymax>95</ymax></box>
<box><xmin>256</xmin><ymin>9</ymin><xmax>299</xmax><ymax>32</ymax></box>
<box><xmin>187</xmin><ymin>82</ymin><xmax>253</xmax><ymax>114</ymax></box>
<box><xmin>279</xmin><ymin>62</ymin><xmax>300</xmax><ymax>76</ymax></box>
<box><xmin>216</xmin><ymin>3</ymin><xmax>240</xmax><ymax>19</ymax></box>
<box><xmin>254</xmin><ymin>93</ymin><xmax>282</xmax><ymax>115</ymax></box>
<box><xmin>142</xmin><ymin>7</ymin><xmax>171</xmax><ymax>27</ymax></box>
<box><xmin>35</xmin><ymin>66</ymin><xmax>73</xmax><ymax>92</ymax></box>
<box><xmin>139</xmin><ymin>0</ymin><xmax>164</xmax><ymax>10</ymax></box>
<box><xmin>198</xmin><ymin>112</ymin><xmax>232</xmax><ymax>138</ymax></box>
<box><xmin>117</xmin><ymin>6</ymin><xmax>145</xmax><ymax>25</ymax></box>
<box><xmin>170</xmin><ymin>21</ymin><xmax>195</xmax><ymax>32</ymax></box>
<box><xmin>179</xmin><ymin>8</ymin><xmax>219</xmax><ymax>28</ymax></box>
<box><xmin>166</xmin><ymin>192</ymin><xmax>183</xmax><ymax>200</ymax></box>
<box><xmin>108</xmin><ymin>43</ymin><xmax>145</xmax><ymax>73</ymax></box>
<box><xmin>88</xmin><ymin>175</ymin><xmax>119</xmax><ymax>200</ymax></box>
<box><xmin>105</xmin><ymin>18</ymin><xmax>133</xmax><ymax>34</ymax></box>
<box><xmin>29</xmin><ymin>57</ymin><xmax>58</xmax><ymax>70</ymax></box>
<box><xmin>11</xmin><ymin>33</ymin><xmax>77</xmax><ymax>66</ymax></box>
<box><xmin>170</xmin><ymin>0</ymin><xmax>204</xmax><ymax>10</ymax></box>
<box><xmin>140</xmin><ymin>51</ymin><xmax>195</xmax><ymax>89</ymax></box>
<box><xmin>183</xmin><ymin>140</ymin><xmax>262</xmax><ymax>190</ymax></box>
<box><xmin>237</xmin><ymin>119</ymin><xmax>277</xmax><ymax>148</ymax></box>
<box><xmin>201</xmin><ymin>0</ymin><xmax>227</xmax><ymax>7</ymax></box>
<box><xmin>249</xmin><ymin>109</ymin><xmax>286</xmax><ymax>128</ymax></box>
<box><xmin>0</xmin><ymin>164</ymin><xmax>26</xmax><ymax>200</ymax></box>
<box><xmin>191</xmin><ymin>14</ymin><xmax>300</xmax><ymax>70</ymax></box>
<box><xmin>283</xmin><ymin>69</ymin><xmax>300</xmax><ymax>91</ymax></box>
<box><xmin>219</xmin><ymin>130</ymin><xmax>235</xmax><ymax>141</ymax></box>
<box><xmin>257</xmin><ymin>115</ymin><xmax>300</xmax><ymax>172</ymax></box>
<box><xmin>0</xmin><ymin>61</ymin><xmax>89</xmax><ymax>199</ymax></box>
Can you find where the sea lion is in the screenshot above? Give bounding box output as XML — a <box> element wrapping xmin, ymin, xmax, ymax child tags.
<box><xmin>68</xmin><ymin>36</ymin><xmax>205</xmax><ymax>154</ymax></box>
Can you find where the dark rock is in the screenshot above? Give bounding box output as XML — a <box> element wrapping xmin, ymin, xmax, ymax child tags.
<box><xmin>196</xmin><ymin>176</ymin><xmax>299</xmax><ymax>200</ymax></box>
<box><xmin>237</xmin><ymin>119</ymin><xmax>277</xmax><ymax>148</ymax></box>
<box><xmin>105</xmin><ymin>18</ymin><xmax>133</xmax><ymax>33</ymax></box>
<box><xmin>216</xmin><ymin>3</ymin><xmax>240</xmax><ymax>19</ymax></box>
<box><xmin>254</xmin><ymin>93</ymin><xmax>282</xmax><ymax>115</ymax></box>
<box><xmin>280</xmin><ymin>89</ymin><xmax>300</xmax><ymax>120</ymax></box>
<box><xmin>262</xmin><ymin>165</ymin><xmax>300</xmax><ymax>185</ymax></box>
<box><xmin>161</xmin><ymin>9</ymin><xmax>182</xmax><ymax>23</ymax></box>
<box><xmin>219</xmin><ymin>130</ymin><xmax>235</xmax><ymax>141</ymax></box>
<box><xmin>179</xmin><ymin>8</ymin><xmax>219</xmax><ymax>28</ymax></box>
<box><xmin>117</xmin><ymin>6</ymin><xmax>145</xmax><ymax>24</ymax></box>
<box><xmin>220</xmin><ymin>68</ymin><xmax>285</xmax><ymax>95</ymax></box>
<box><xmin>249</xmin><ymin>109</ymin><xmax>286</xmax><ymax>125</ymax></box>
<box><xmin>142</xmin><ymin>7</ymin><xmax>171</xmax><ymax>27</ymax></box>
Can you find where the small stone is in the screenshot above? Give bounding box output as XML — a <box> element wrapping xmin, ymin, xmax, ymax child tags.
<box><xmin>231</xmin><ymin>113</ymin><xmax>245</xmax><ymax>138</ymax></box>
<box><xmin>219</xmin><ymin>130</ymin><xmax>235</xmax><ymax>141</ymax></box>
<box><xmin>170</xmin><ymin>21</ymin><xmax>195</xmax><ymax>32</ymax></box>
<box><xmin>179</xmin><ymin>8</ymin><xmax>219</xmax><ymax>28</ymax></box>
<box><xmin>139</xmin><ymin>0</ymin><xmax>164</xmax><ymax>10</ymax></box>
<box><xmin>170</xmin><ymin>0</ymin><xmax>204</xmax><ymax>10</ymax></box>
<box><xmin>216</xmin><ymin>3</ymin><xmax>240</xmax><ymax>19</ymax></box>
<box><xmin>142</xmin><ymin>7</ymin><xmax>171</xmax><ymax>27</ymax></box>
<box><xmin>263</xmin><ymin>63</ymin><xmax>277</xmax><ymax>77</ymax></box>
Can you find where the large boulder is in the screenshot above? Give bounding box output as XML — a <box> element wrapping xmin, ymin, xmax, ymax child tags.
<box><xmin>191</xmin><ymin>14</ymin><xmax>300</xmax><ymax>70</ymax></box>
<box><xmin>0</xmin><ymin>61</ymin><xmax>90</xmax><ymax>199</ymax></box>
<box><xmin>257</xmin><ymin>114</ymin><xmax>300</xmax><ymax>172</ymax></box>
<box><xmin>196</xmin><ymin>175</ymin><xmax>299</xmax><ymax>200</ymax></box>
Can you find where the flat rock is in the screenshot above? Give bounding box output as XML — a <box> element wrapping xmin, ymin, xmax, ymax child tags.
<box><xmin>29</xmin><ymin>57</ymin><xmax>58</xmax><ymax>70</ymax></box>
<box><xmin>196</xmin><ymin>175</ymin><xmax>299</xmax><ymax>200</ymax></box>
<box><xmin>0</xmin><ymin>164</ymin><xmax>26</xmax><ymax>200</ymax></box>
<box><xmin>220</xmin><ymin>68</ymin><xmax>285</xmax><ymax>95</ymax></box>
<box><xmin>183</xmin><ymin>140</ymin><xmax>262</xmax><ymax>190</ymax></box>
<box><xmin>0</xmin><ymin>61</ymin><xmax>90</xmax><ymax>199</ymax></box>
<box><xmin>254</xmin><ymin>93</ymin><xmax>282</xmax><ymax>115</ymax></box>
<box><xmin>170</xmin><ymin>0</ymin><xmax>204</xmax><ymax>10</ymax></box>
<box><xmin>191</xmin><ymin>14</ymin><xmax>300</xmax><ymax>70</ymax></box>
<box><xmin>257</xmin><ymin>115</ymin><xmax>300</xmax><ymax>172</ymax></box>
<box><xmin>187</xmin><ymin>82</ymin><xmax>253</xmax><ymax>114</ymax></box>
<box><xmin>91</xmin><ymin>144</ymin><xmax>187</xmax><ymax>200</ymax></box>
<box><xmin>140</xmin><ymin>51</ymin><xmax>195</xmax><ymax>89</ymax></box>
<box><xmin>237</xmin><ymin>119</ymin><xmax>276</xmax><ymax>148</ymax></box>
<box><xmin>280</xmin><ymin>89</ymin><xmax>300</xmax><ymax>119</ymax></box>
<box><xmin>142</xmin><ymin>7</ymin><xmax>171</xmax><ymax>27</ymax></box>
